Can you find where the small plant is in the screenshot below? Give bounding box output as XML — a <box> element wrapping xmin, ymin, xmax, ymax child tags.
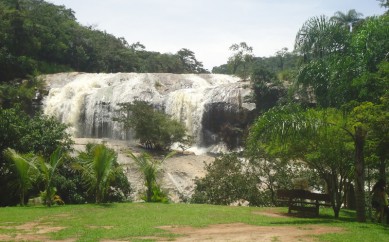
<box><xmin>154</xmin><ymin>81</ymin><xmax>162</xmax><ymax>88</ymax></box>
<box><xmin>128</xmin><ymin>150</ymin><xmax>175</xmax><ymax>202</ymax></box>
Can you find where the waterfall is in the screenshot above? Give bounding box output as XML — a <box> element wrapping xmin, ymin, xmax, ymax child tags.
<box><xmin>42</xmin><ymin>72</ymin><xmax>255</xmax><ymax>150</ymax></box>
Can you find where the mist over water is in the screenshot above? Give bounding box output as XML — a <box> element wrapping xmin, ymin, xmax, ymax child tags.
<box><xmin>42</xmin><ymin>72</ymin><xmax>255</xmax><ymax>151</ymax></box>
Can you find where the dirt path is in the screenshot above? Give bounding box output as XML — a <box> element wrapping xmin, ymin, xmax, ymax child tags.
<box><xmin>156</xmin><ymin>223</ymin><xmax>343</xmax><ymax>242</ymax></box>
<box><xmin>0</xmin><ymin>221</ymin><xmax>344</xmax><ymax>242</ymax></box>
<box><xmin>133</xmin><ymin>209</ymin><xmax>344</xmax><ymax>242</ymax></box>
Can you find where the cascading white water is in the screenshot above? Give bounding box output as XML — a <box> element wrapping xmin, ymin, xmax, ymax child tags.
<box><xmin>42</xmin><ymin>72</ymin><xmax>255</xmax><ymax>149</ymax></box>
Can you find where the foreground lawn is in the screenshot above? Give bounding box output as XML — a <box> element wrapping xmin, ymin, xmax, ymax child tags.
<box><xmin>0</xmin><ymin>203</ymin><xmax>388</xmax><ymax>241</ymax></box>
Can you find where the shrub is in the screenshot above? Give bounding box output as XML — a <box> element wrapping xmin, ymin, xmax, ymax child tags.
<box><xmin>192</xmin><ymin>153</ymin><xmax>261</xmax><ymax>205</ymax></box>
<box><xmin>114</xmin><ymin>100</ymin><xmax>187</xmax><ymax>150</ymax></box>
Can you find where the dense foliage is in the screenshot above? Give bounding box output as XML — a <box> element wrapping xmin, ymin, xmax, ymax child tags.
<box><xmin>114</xmin><ymin>100</ymin><xmax>188</xmax><ymax>150</ymax></box>
<box><xmin>76</xmin><ymin>143</ymin><xmax>131</xmax><ymax>204</ymax></box>
<box><xmin>0</xmin><ymin>107</ymin><xmax>130</xmax><ymax>206</ymax></box>
<box><xmin>0</xmin><ymin>0</ymin><xmax>208</xmax><ymax>81</ymax></box>
<box><xmin>0</xmin><ymin>108</ymin><xmax>72</xmax><ymax>206</ymax></box>
<box><xmin>0</xmin><ymin>0</ymin><xmax>207</xmax><ymax>110</ymax></box>
<box><xmin>208</xmin><ymin>4</ymin><xmax>388</xmax><ymax>222</ymax></box>
<box><xmin>192</xmin><ymin>153</ymin><xmax>262</xmax><ymax>206</ymax></box>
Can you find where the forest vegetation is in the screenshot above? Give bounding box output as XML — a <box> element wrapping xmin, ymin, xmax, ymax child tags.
<box><xmin>0</xmin><ymin>0</ymin><xmax>388</xmax><ymax>224</ymax></box>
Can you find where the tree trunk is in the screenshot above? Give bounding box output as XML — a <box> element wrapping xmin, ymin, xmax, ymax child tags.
<box><xmin>345</xmin><ymin>182</ymin><xmax>356</xmax><ymax>209</ymax></box>
<box><xmin>379</xmin><ymin>157</ymin><xmax>386</xmax><ymax>183</ymax></box>
<box><xmin>354</xmin><ymin>126</ymin><xmax>366</xmax><ymax>222</ymax></box>
<box><xmin>326</xmin><ymin>173</ymin><xmax>341</xmax><ymax>218</ymax></box>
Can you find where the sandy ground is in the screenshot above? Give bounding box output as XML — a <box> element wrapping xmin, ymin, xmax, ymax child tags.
<box><xmin>0</xmin><ymin>210</ymin><xmax>345</xmax><ymax>242</ymax></box>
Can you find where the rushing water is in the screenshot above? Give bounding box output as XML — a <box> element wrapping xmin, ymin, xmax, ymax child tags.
<box><xmin>42</xmin><ymin>72</ymin><xmax>255</xmax><ymax>150</ymax></box>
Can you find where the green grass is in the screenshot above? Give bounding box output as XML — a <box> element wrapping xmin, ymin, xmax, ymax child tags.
<box><xmin>0</xmin><ymin>203</ymin><xmax>387</xmax><ymax>241</ymax></box>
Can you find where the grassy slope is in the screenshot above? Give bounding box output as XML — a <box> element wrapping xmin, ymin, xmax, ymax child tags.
<box><xmin>0</xmin><ymin>203</ymin><xmax>387</xmax><ymax>241</ymax></box>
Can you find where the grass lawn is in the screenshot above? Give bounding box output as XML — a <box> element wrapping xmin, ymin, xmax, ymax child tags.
<box><xmin>0</xmin><ymin>203</ymin><xmax>387</xmax><ymax>241</ymax></box>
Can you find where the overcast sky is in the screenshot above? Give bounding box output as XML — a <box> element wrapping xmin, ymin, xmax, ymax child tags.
<box><xmin>48</xmin><ymin>0</ymin><xmax>385</xmax><ymax>71</ymax></box>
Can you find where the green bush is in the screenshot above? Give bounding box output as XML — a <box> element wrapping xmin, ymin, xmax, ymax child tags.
<box><xmin>192</xmin><ymin>153</ymin><xmax>262</xmax><ymax>206</ymax></box>
<box><xmin>0</xmin><ymin>108</ymin><xmax>72</xmax><ymax>206</ymax></box>
<box><xmin>115</xmin><ymin>100</ymin><xmax>187</xmax><ymax>150</ymax></box>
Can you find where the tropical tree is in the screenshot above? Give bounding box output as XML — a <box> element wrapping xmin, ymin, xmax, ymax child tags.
<box><xmin>227</xmin><ymin>42</ymin><xmax>254</xmax><ymax>79</ymax></box>
<box><xmin>3</xmin><ymin>148</ymin><xmax>39</xmax><ymax>206</ymax></box>
<box><xmin>77</xmin><ymin>143</ymin><xmax>119</xmax><ymax>204</ymax></box>
<box><xmin>274</xmin><ymin>47</ymin><xmax>289</xmax><ymax>70</ymax></box>
<box><xmin>246</xmin><ymin>106</ymin><xmax>353</xmax><ymax>218</ymax></box>
<box><xmin>330</xmin><ymin>9</ymin><xmax>363</xmax><ymax>32</ymax></box>
<box><xmin>176</xmin><ymin>48</ymin><xmax>208</xmax><ymax>73</ymax></box>
<box><xmin>38</xmin><ymin>147</ymin><xmax>65</xmax><ymax>207</ymax></box>
<box><xmin>250</xmin><ymin>66</ymin><xmax>285</xmax><ymax>113</ymax></box>
<box><xmin>114</xmin><ymin>100</ymin><xmax>187</xmax><ymax>150</ymax></box>
<box><xmin>192</xmin><ymin>153</ymin><xmax>264</xmax><ymax>206</ymax></box>
<box><xmin>127</xmin><ymin>150</ymin><xmax>175</xmax><ymax>202</ymax></box>
<box><xmin>245</xmin><ymin>103</ymin><xmax>387</xmax><ymax>221</ymax></box>
<box><xmin>377</xmin><ymin>0</ymin><xmax>389</xmax><ymax>10</ymax></box>
<box><xmin>0</xmin><ymin>108</ymin><xmax>72</xmax><ymax>206</ymax></box>
<box><xmin>295</xmin><ymin>15</ymin><xmax>348</xmax><ymax>61</ymax></box>
<box><xmin>295</xmin><ymin>14</ymin><xmax>388</xmax><ymax>108</ymax></box>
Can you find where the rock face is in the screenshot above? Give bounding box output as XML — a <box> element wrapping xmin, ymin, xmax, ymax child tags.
<box><xmin>42</xmin><ymin>72</ymin><xmax>255</xmax><ymax>151</ymax></box>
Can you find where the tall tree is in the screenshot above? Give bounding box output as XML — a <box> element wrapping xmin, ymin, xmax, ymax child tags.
<box><xmin>246</xmin><ymin>103</ymin><xmax>388</xmax><ymax>221</ymax></box>
<box><xmin>246</xmin><ymin>106</ymin><xmax>354</xmax><ymax>218</ymax></box>
<box><xmin>295</xmin><ymin>15</ymin><xmax>348</xmax><ymax>62</ymax></box>
<box><xmin>377</xmin><ymin>0</ymin><xmax>389</xmax><ymax>10</ymax></box>
<box><xmin>227</xmin><ymin>42</ymin><xmax>254</xmax><ymax>79</ymax></box>
<box><xmin>176</xmin><ymin>48</ymin><xmax>207</xmax><ymax>73</ymax></box>
<box><xmin>330</xmin><ymin>9</ymin><xmax>363</xmax><ymax>32</ymax></box>
<box><xmin>275</xmin><ymin>47</ymin><xmax>289</xmax><ymax>70</ymax></box>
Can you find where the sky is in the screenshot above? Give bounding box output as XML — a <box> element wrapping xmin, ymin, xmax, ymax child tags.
<box><xmin>48</xmin><ymin>0</ymin><xmax>386</xmax><ymax>71</ymax></box>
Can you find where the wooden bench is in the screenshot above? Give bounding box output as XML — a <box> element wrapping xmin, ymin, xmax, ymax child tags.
<box><xmin>276</xmin><ymin>189</ymin><xmax>332</xmax><ymax>216</ymax></box>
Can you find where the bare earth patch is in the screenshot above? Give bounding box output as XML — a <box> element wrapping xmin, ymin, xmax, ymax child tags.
<box><xmin>0</xmin><ymin>221</ymin><xmax>73</xmax><ymax>242</ymax></box>
<box><xmin>253</xmin><ymin>209</ymin><xmax>290</xmax><ymax>218</ymax></box>
<box><xmin>156</xmin><ymin>223</ymin><xmax>344</xmax><ymax>242</ymax></box>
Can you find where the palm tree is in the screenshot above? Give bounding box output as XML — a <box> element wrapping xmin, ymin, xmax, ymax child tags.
<box><xmin>295</xmin><ymin>15</ymin><xmax>347</xmax><ymax>61</ymax></box>
<box><xmin>128</xmin><ymin>151</ymin><xmax>175</xmax><ymax>202</ymax></box>
<box><xmin>331</xmin><ymin>9</ymin><xmax>363</xmax><ymax>32</ymax></box>
<box><xmin>38</xmin><ymin>147</ymin><xmax>65</xmax><ymax>207</ymax></box>
<box><xmin>3</xmin><ymin>148</ymin><xmax>39</xmax><ymax>206</ymax></box>
<box><xmin>77</xmin><ymin>143</ymin><xmax>118</xmax><ymax>203</ymax></box>
<box><xmin>246</xmin><ymin>105</ymin><xmax>369</xmax><ymax>221</ymax></box>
